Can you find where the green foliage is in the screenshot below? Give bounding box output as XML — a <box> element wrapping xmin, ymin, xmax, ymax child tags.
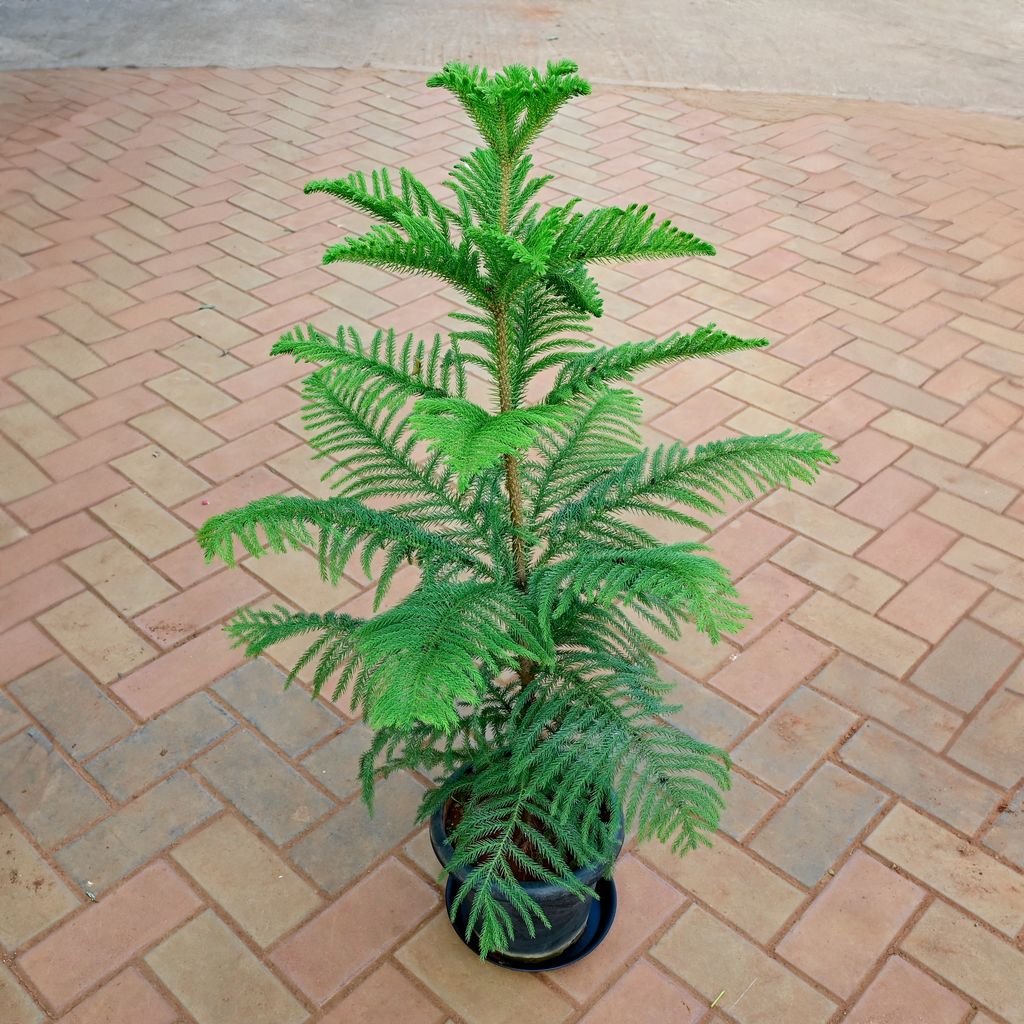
<box><xmin>351</xmin><ymin>582</ymin><xmax>550</xmax><ymax>731</ymax></box>
<box><xmin>548</xmin><ymin>432</ymin><xmax>840</xmax><ymax>545</ymax></box>
<box><xmin>273</xmin><ymin>323</ymin><xmax>467</xmax><ymax>401</ymax></box>
<box><xmin>426</xmin><ymin>60</ymin><xmax>591</xmax><ymax>162</ymax></box>
<box><xmin>549</xmin><ymin>323</ymin><xmax>769</xmax><ymax>400</ymax></box>
<box><xmin>552</xmin><ymin>203</ymin><xmax>716</xmax><ymax>264</ymax></box>
<box><xmin>200</xmin><ymin>59</ymin><xmax>838</xmax><ymax>959</ymax></box>
<box><xmin>533</xmin><ymin>543</ymin><xmax>750</xmax><ymax>644</ymax></box>
<box><xmin>409</xmin><ymin>397</ymin><xmax>571</xmax><ymax>491</ymax></box>
<box><xmin>225</xmin><ymin>606</ymin><xmax>363</xmax><ymax>695</ymax></box>
<box><xmin>322</xmin><ymin>224</ymin><xmax>488</xmax><ymax>301</ymax></box>
<box><xmin>305</xmin><ymin>168</ymin><xmax>459</xmax><ymax>237</ymax></box>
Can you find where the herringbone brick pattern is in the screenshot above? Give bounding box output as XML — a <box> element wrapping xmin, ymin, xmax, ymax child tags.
<box><xmin>1</xmin><ymin>65</ymin><xmax>1023</xmax><ymax>1024</ymax></box>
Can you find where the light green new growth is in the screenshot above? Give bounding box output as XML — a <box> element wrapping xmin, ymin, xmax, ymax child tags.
<box><xmin>197</xmin><ymin>60</ymin><xmax>837</xmax><ymax>958</ymax></box>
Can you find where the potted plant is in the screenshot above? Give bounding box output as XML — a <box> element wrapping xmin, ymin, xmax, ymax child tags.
<box><xmin>197</xmin><ymin>60</ymin><xmax>835</xmax><ymax>966</ymax></box>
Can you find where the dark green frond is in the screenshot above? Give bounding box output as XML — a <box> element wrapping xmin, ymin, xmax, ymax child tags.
<box><xmin>534</xmin><ymin>543</ymin><xmax>749</xmax><ymax>643</ymax></box>
<box><xmin>446</xmin><ymin>148</ymin><xmax>502</xmax><ymax>226</ymax></box>
<box><xmin>552</xmin><ymin>599</ymin><xmax>663</xmax><ymax>670</ymax></box>
<box><xmin>513</xmin><ymin>280</ymin><xmax>593</xmax><ymax>386</ymax></box>
<box><xmin>528</xmin><ymin>388</ymin><xmax>642</xmax><ymax>518</ymax></box>
<box><xmin>224</xmin><ymin>606</ymin><xmax>363</xmax><ymax>694</ymax></box>
<box><xmin>352</xmin><ymin>582</ymin><xmax>551</xmax><ymax>731</ymax></box>
<box><xmin>667</xmin><ymin>432</ymin><xmax>838</xmax><ymax>502</ymax></box>
<box><xmin>541</xmin><ymin>262</ymin><xmax>603</xmax><ymax>316</ymax></box>
<box><xmin>273</xmin><ymin>323</ymin><xmax>467</xmax><ymax>400</ymax></box>
<box><xmin>550</xmin><ymin>432</ymin><xmax>838</xmax><ymax>543</ymax></box>
<box><xmin>550</xmin><ymin>324</ymin><xmax>769</xmax><ymax>400</ymax></box>
<box><xmin>323</xmin><ymin>225</ymin><xmax>488</xmax><ymax>301</ymax></box>
<box><xmin>300</xmin><ymin>369</ymin><xmax>486</xmax><ymax>551</ymax></box>
<box><xmin>619</xmin><ymin>723</ymin><xmax>730</xmax><ymax>852</ymax></box>
<box><xmin>304</xmin><ymin>167</ymin><xmax>458</xmax><ymax>237</ymax></box>
<box><xmin>196</xmin><ymin>493</ymin><xmax>488</xmax><ymax>591</ymax></box>
<box><xmin>553</xmin><ymin>203</ymin><xmax>715</xmax><ymax>264</ymax></box>
<box><xmin>429</xmin><ymin>761</ymin><xmax>606</xmax><ymax>957</ymax></box>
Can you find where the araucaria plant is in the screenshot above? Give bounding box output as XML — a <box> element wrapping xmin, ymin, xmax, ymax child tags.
<box><xmin>198</xmin><ymin>61</ymin><xmax>836</xmax><ymax>959</ymax></box>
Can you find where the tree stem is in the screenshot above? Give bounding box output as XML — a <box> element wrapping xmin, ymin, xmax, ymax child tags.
<box><xmin>494</xmin><ymin>307</ymin><xmax>529</xmax><ymax>591</ymax></box>
<box><xmin>495</xmin><ymin>157</ymin><xmax>535</xmax><ymax>686</ymax></box>
<box><xmin>494</xmin><ymin>159</ymin><xmax>528</xmax><ymax>592</ymax></box>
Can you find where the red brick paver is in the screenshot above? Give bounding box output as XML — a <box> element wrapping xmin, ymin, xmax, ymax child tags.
<box><xmin>1</xmin><ymin>65</ymin><xmax>1023</xmax><ymax>1023</ymax></box>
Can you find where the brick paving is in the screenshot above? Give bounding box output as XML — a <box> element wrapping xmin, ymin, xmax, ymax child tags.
<box><xmin>1</xmin><ymin>64</ymin><xmax>1023</xmax><ymax>1024</ymax></box>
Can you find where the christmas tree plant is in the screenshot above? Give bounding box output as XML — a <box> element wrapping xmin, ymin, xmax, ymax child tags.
<box><xmin>198</xmin><ymin>61</ymin><xmax>836</xmax><ymax>958</ymax></box>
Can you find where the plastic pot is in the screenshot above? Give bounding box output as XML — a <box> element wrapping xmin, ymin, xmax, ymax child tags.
<box><xmin>429</xmin><ymin>772</ymin><xmax>624</xmax><ymax>967</ymax></box>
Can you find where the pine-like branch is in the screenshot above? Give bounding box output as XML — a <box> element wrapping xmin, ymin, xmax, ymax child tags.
<box><xmin>549</xmin><ymin>432</ymin><xmax>838</xmax><ymax>542</ymax></box>
<box><xmin>300</xmin><ymin>368</ymin><xmax>490</xmax><ymax>552</ymax></box>
<box><xmin>618</xmin><ymin>722</ymin><xmax>730</xmax><ymax>852</ymax></box>
<box><xmin>305</xmin><ymin>167</ymin><xmax>459</xmax><ymax>237</ymax></box>
<box><xmin>534</xmin><ymin>543</ymin><xmax>750</xmax><ymax>644</ymax></box>
<box><xmin>323</xmin><ymin>225</ymin><xmax>488</xmax><ymax>301</ymax></box>
<box><xmin>351</xmin><ymin>582</ymin><xmax>551</xmax><ymax>731</ymax></box>
<box><xmin>225</xmin><ymin>606</ymin><xmax>363</xmax><ymax>694</ymax></box>
<box><xmin>410</xmin><ymin>397</ymin><xmax>572</xmax><ymax>492</ymax></box>
<box><xmin>553</xmin><ymin>203</ymin><xmax>715</xmax><ymax>264</ymax></box>
<box><xmin>528</xmin><ymin>388</ymin><xmax>642</xmax><ymax>518</ymax></box>
<box><xmin>427</xmin><ymin>60</ymin><xmax>590</xmax><ymax>162</ymax></box>
<box><xmin>541</xmin><ymin>262</ymin><xmax>603</xmax><ymax>316</ymax></box>
<box><xmin>549</xmin><ymin>324</ymin><xmax>769</xmax><ymax>400</ymax></box>
<box><xmin>513</xmin><ymin>280</ymin><xmax>593</xmax><ymax>388</ymax></box>
<box><xmin>273</xmin><ymin>323</ymin><xmax>466</xmax><ymax>401</ymax></box>
<box><xmin>446</xmin><ymin>148</ymin><xmax>551</xmax><ymax>229</ymax></box>
<box><xmin>196</xmin><ymin>493</ymin><xmax>489</xmax><ymax>596</ymax></box>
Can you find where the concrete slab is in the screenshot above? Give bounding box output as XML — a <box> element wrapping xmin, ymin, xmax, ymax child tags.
<box><xmin>0</xmin><ymin>0</ymin><xmax>1022</xmax><ymax>115</ymax></box>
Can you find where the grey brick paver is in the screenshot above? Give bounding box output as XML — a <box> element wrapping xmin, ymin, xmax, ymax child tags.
<box><xmin>195</xmin><ymin>729</ymin><xmax>334</xmax><ymax>844</ymax></box>
<box><xmin>911</xmin><ymin>620</ymin><xmax>1020</xmax><ymax>712</ymax></box>
<box><xmin>0</xmin><ymin>729</ymin><xmax>108</xmax><ymax>847</ymax></box>
<box><xmin>301</xmin><ymin>723</ymin><xmax>373</xmax><ymax>801</ymax></box>
<box><xmin>751</xmin><ymin>762</ymin><xmax>887</xmax><ymax>886</ymax></box>
<box><xmin>290</xmin><ymin>771</ymin><xmax>425</xmax><ymax>893</ymax></box>
<box><xmin>86</xmin><ymin>692</ymin><xmax>236</xmax><ymax>801</ymax></box>
<box><xmin>733</xmin><ymin>686</ymin><xmax>856</xmax><ymax>791</ymax></box>
<box><xmin>213</xmin><ymin>659</ymin><xmax>338</xmax><ymax>756</ymax></box>
<box><xmin>841</xmin><ymin>720</ymin><xmax>1002</xmax><ymax>832</ymax></box>
<box><xmin>56</xmin><ymin>772</ymin><xmax>222</xmax><ymax>893</ymax></box>
<box><xmin>9</xmin><ymin>657</ymin><xmax>132</xmax><ymax>760</ymax></box>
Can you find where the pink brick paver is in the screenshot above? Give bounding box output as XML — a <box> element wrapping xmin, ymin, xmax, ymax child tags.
<box><xmin>1</xmin><ymin>65</ymin><xmax>1023</xmax><ymax>1023</ymax></box>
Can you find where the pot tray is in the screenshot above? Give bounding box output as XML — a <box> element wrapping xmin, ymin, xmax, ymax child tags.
<box><xmin>444</xmin><ymin>875</ymin><xmax>618</xmax><ymax>972</ymax></box>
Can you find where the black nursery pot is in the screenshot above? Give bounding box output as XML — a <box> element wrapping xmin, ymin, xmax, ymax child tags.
<box><xmin>429</xmin><ymin>779</ymin><xmax>625</xmax><ymax>967</ymax></box>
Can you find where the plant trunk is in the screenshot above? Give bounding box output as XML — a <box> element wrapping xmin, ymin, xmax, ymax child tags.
<box><xmin>494</xmin><ymin>158</ymin><xmax>534</xmax><ymax>685</ymax></box>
